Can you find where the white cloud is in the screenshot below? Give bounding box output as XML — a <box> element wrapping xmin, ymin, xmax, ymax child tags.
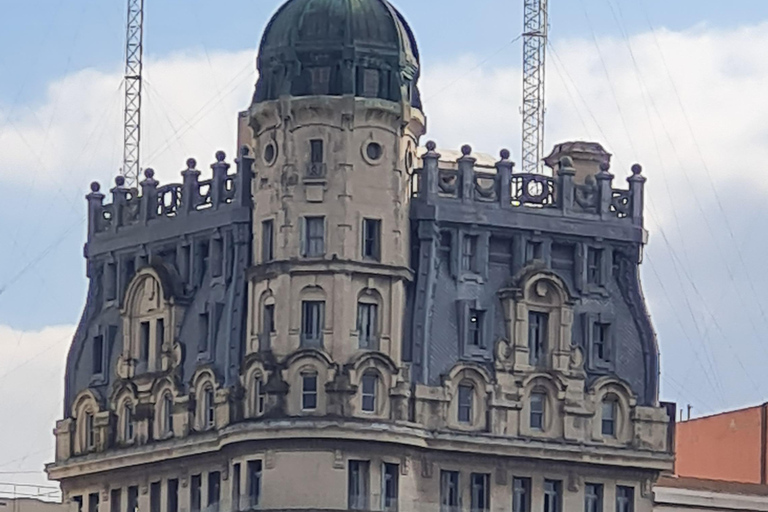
<box><xmin>3</xmin><ymin>20</ymin><xmax>768</xmax><ymax>485</ymax></box>
<box><xmin>0</xmin><ymin>324</ymin><xmax>73</xmax><ymax>496</ymax></box>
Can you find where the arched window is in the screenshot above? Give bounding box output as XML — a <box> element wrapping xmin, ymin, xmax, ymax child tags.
<box><xmin>254</xmin><ymin>375</ymin><xmax>266</xmax><ymax>416</ymax></box>
<box><xmin>162</xmin><ymin>392</ymin><xmax>174</xmax><ymax>436</ymax></box>
<box><xmin>123</xmin><ymin>403</ymin><xmax>135</xmax><ymax>442</ymax></box>
<box><xmin>530</xmin><ymin>391</ymin><xmax>546</xmax><ymax>431</ymax></box>
<box><xmin>457</xmin><ymin>383</ymin><xmax>474</xmax><ymax>424</ymax></box>
<box><xmin>361</xmin><ymin>373</ymin><xmax>377</xmax><ymax>413</ymax></box>
<box><xmin>601</xmin><ymin>398</ymin><xmax>617</xmax><ymax>437</ymax></box>
<box><xmin>203</xmin><ymin>387</ymin><xmax>215</xmax><ymax>430</ymax></box>
<box><xmin>124</xmin><ymin>272</ymin><xmax>168</xmax><ymax>375</ymax></box>
<box><xmin>85</xmin><ymin>412</ymin><xmax>95</xmax><ymax>450</ymax></box>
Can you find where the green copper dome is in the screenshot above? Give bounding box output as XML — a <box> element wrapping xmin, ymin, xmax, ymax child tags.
<box><xmin>254</xmin><ymin>0</ymin><xmax>422</xmax><ymax>108</ymax></box>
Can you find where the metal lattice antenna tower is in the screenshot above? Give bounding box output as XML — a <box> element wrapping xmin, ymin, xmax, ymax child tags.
<box><xmin>122</xmin><ymin>0</ymin><xmax>144</xmax><ymax>187</ymax></box>
<box><xmin>521</xmin><ymin>0</ymin><xmax>548</xmax><ymax>174</ymax></box>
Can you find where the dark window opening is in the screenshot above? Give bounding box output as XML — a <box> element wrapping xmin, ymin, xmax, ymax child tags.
<box><xmin>310</xmin><ymin>140</ymin><xmax>324</xmax><ymax>164</ymax></box>
<box><xmin>602</xmin><ymin>400</ymin><xmax>617</xmax><ymax>437</ymax></box>
<box><xmin>440</xmin><ymin>470</ymin><xmax>460</xmax><ymax>512</ymax></box>
<box><xmin>232</xmin><ymin>464</ymin><xmax>241</xmax><ymax>512</ymax></box>
<box><xmin>382</xmin><ymin>463</ymin><xmax>399</xmax><ymax>512</ymax></box>
<box><xmin>150</xmin><ymin>482</ymin><xmax>161</xmax><ymax>512</ymax></box>
<box><xmin>139</xmin><ymin>321</ymin><xmax>150</xmax><ymax>364</ymax></box>
<box><xmin>73</xmin><ymin>496</ymin><xmax>83</xmax><ymax>512</ymax></box>
<box><xmin>440</xmin><ymin>231</ymin><xmax>452</xmax><ymax>249</ymax></box>
<box><xmin>303</xmin><ymin>217</ymin><xmax>325</xmax><ymax>257</ymax></box>
<box><xmin>462</xmin><ymin>235</ymin><xmax>478</xmax><ymax>272</ymax></box>
<box><xmin>348</xmin><ymin>460</ymin><xmax>370</xmax><ymax>510</ymax></box>
<box><xmin>302</xmin><ymin>372</ymin><xmax>318</xmax><ymax>410</ymax></box>
<box><xmin>361</xmin><ymin>373</ymin><xmax>377</xmax><ymax>413</ymax></box>
<box><xmin>262</xmin><ymin>220</ymin><xmax>274</xmax><ymax>262</ymax></box>
<box><xmin>263</xmin><ymin>304</ymin><xmax>275</xmax><ymax>337</ymax></box>
<box><xmin>190</xmin><ymin>475</ymin><xmax>201</xmax><ymax>512</ymax></box>
<box><xmin>526</xmin><ymin>241</ymin><xmax>543</xmax><ymax>262</ymax></box>
<box><xmin>543</xmin><ymin>480</ymin><xmax>561</xmax><ymax>512</ymax></box>
<box><xmin>208</xmin><ymin>471</ymin><xmax>221</xmax><ymax>512</ymax></box>
<box><xmin>198</xmin><ymin>312</ymin><xmax>209</xmax><ymax>354</ymax></box>
<box><xmin>530</xmin><ymin>392</ymin><xmax>545</xmax><ymax>431</ymax></box>
<box><xmin>156</xmin><ymin>319</ymin><xmax>165</xmax><ymax>359</ymax></box>
<box><xmin>85</xmin><ymin>412</ymin><xmax>95</xmax><ymax>450</ymax></box>
<box><xmin>127</xmin><ymin>486</ymin><xmax>139</xmax><ymax>512</ymax></box>
<box><xmin>512</xmin><ymin>477</ymin><xmax>531</xmax><ymax>512</ymax></box>
<box><xmin>528</xmin><ymin>312</ymin><xmax>548</xmax><ymax>366</ymax></box>
<box><xmin>458</xmin><ymin>384</ymin><xmax>473</xmax><ymax>424</ymax></box>
<box><xmin>92</xmin><ymin>335</ymin><xmax>104</xmax><ymax>375</ymax></box>
<box><xmin>301</xmin><ymin>301</ymin><xmax>325</xmax><ymax>346</ymax></box>
<box><xmin>167</xmin><ymin>479</ymin><xmax>179</xmax><ymax>512</ymax></box>
<box><xmin>616</xmin><ymin>486</ymin><xmax>634</xmax><ymax>512</ymax></box>
<box><xmin>247</xmin><ymin>461</ymin><xmax>262</xmax><ymax>508</ymax></box>
<box><xmin>587</xmin><ymin>248</ymin><xmax>603</xmax><ymax>285</ymax></box>
<box><xmin>366</xmin><ymin>142</ymin><xmax>383</xmax><ymax>161</ymax></box>
<box><xmin>110</xmin><ymin>489</ymin><xmax>121</xmax><ymax>512</ymax></box>
<box><xmin>585</xmin><ymin>483</ymin><xmax>603</xmax><ymax>512</ymax></box>
<box><xmin>363</xmin><ymin>219</ymin><xmax>381</xmax><ymax>260</ymax></box>
<box><xmin>593</xmin><ymin>322</ymin><xmax>610</xmax><ymax>362</ymax></box>
<box><xmin>357</xmin><ymin>302</ymin><xmax>378</xmax><ymax>349</ymax></box>
<box><xmin>469</xmin><ymin>309</ymin><xmax>483</xmax><ymax>347</ymax></box>
<box><xmin>88</xmin><ymin>493</ymin><xmax>99</xmax><ymax>512</ymax></box>
<box><xmin>470</xmin><ymin>473</ymin><xmax>490</xmax><ymax>512</ymax></box>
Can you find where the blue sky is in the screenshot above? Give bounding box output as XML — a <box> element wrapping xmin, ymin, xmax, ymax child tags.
<box><xmin>3</xmin><ymin>0</ymin><xmax>768</xmax><ymax>491</ymax></box>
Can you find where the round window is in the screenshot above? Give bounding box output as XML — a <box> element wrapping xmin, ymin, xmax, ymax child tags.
<box><xmin>263</xmin><ymin>142</ymin><xmax>277</xmax><ymax>165</ymax></box>
<box><xmin>366</xmin><ymin>142</ymin><xmax>383</xmax><ymax>161</ymax></box>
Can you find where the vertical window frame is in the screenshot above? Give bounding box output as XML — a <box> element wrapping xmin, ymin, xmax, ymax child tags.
<box><xmin>361</xmin><ymin>373</ymin><xmax>377</xmax><ymax>413</ymax></box>
<box><xmin>357</xmin><ymin>302</ymin><xmax>379</xmax><ymax>350</ymax></box>
<box><xmin>362</xmin><ymin>218</ymin><xmax>382</xmax><ymax>261</ymax></box>
<box><xmin>530</xmin><ymin>391</ymin><xmax>545</xmax><ymax>431</ymax></box>
<box><xmin>301</xmin><ymin>372</ymin><xmax>318</xmax><ymax>411</ymax></box>
<box><xmin>381</xmin><ymin>462</ymin><xmax>399</xmax><ymax>512</ymax></box>
<box><xmin>457</xmin><ymin>384</ymin><xmax>474</xmax><ymax>424</ymax></box>
<box><xmin>261</xmin><ymin>219</ymin><xmax>275</xmax><ymax>263</ymax></box>
<box><xmin>512</xmin><ymin>477</ymin><xmax>531</xmax><ymax>512</ymax></box>
<box><xmin>348</xmin><ymin>460</ymin><xmax>370</xmax><ymax>511</ymax></box>
<box><xmin>528</xmin><ymin>311</ymin><xmax>548</xmax><ymax>366</ymax></box>
<box><xmin>440</xmin><ymin>470</ymin><xmax>460</xmax><ymax>512</ymax></box>
<box><xmin>301</xmin><ymin>300</ymin><xmax>325</xmax><ymax>347</ymax></box>
<box><xmin>584</xmin><ymin>483</ymin><xmax>604</xmax><ymax>512</ymax></box>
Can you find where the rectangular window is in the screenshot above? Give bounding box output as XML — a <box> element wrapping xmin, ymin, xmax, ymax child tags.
<box><xmin>616</xmin><ymin>486</ymin><xmax>634</xmax><ymax>512</ymax></box>
<box><xmin>362</xmin><ymin>219</ymin><xmax>381</xmax><ymax>260</ymax></box>
<box><xmin>357</xmin><ymin>302</ymin><xmax>378</xmax><ymax>349</ymax></box>
<box><xmin>584</xmin><ymin>483</ymin><xmax>603</xmax><ymax>512</ymax></box>
<box><xmin>199</xmin><ymin>313</ymin><xmax>209</xmax><ymax>354</ymax></box>
<box><xmin>232</xmin><ymin>464</ymin><xmax>241</xmax><ymax>512</ymax></box>
<box><xmin>382</xmin><ymin>463</ymin><xmax>399</xmax><ymax>512</ymax></box>
<box><xmin>468</xmin><ymin>309</ymin><xmax>483</xmax><ymax>347</ymax></box>
<box><xmin>73</xmin><ymin>496</ymin><xmax>83</xmax><ymax>512</ymax></box>
<box><xmin>301</xmin><ymin>300</ymin><xmax>325</xmax><ymax>346</ymax></box>
<box><xmin>602</xmin><ymin>401</ymin><xmax>616</xmax><ymax>437</ymax></box>
<box><xmin>528</xmin><ymin>312</ymin><xmax>548</xmax><ymax>366</ymax></box>
<box><xmin>302</xmin><ymin>373</ymin><xmax>318</xmax><ymax>410</ymax></box>
<box><xmin>310</xmin><ymin>139</ymin><xmax>324</xmax><ymax>163</ymax></box>
<box><xmin>587</xmin><ymin>248</ymin><xmax>603</xmax><ymax>285</ymax></box>
<box><xmin>92</xmin><ymin>335</ymin><xmax>104</xmax><ymax>375</ymax></box>
<box><xmin>462</xmin><ymin>235</ymin><xmax>478</xmax><ymax>272</ymax></box>
<box><xmin>262</xmin><ymin>220</ymin><xmax>274</xmax><ymax>262</ymax></box>
<box><xmin>167</xmin><ymin>479</ymin><xmax>179</xmax><ymax>512</ymax></box>
<box><xmin>512</xmin><ymin>477</ymin><xmax>531</xmax><ymax>512</ymax></box>
<box><xmin>440</xmin><ymin>470</ymin><xmax>460</xmax><ymax>512</ymax></box>
<box><xmin>470</xmin><ymin>473</ymin><xmax>490</xmax><ymax>512</ymax></box>
<box><xmin>88</xmin><ymin>493</ymin><xmax>99</xmax><ymax>512</ymax></box>
<box><xmin>348</xmin><ymin>461</ymin><xmax>370</xmax><ymax>510</ymax></box>
<box><xmin>263</xmin><ymin>304</ymin><xmax>275</xmax><ymax>336</ymax></box>
<box><xmin>157</xmin><ymin>318</ymin><xmax>165</xmax><ymax>352</ymax></box>
<box><xmin>127</xmin><ymin>486</ymin><xmax>139</xmax><ymax>512</ymax></box>
<box><xmin>361</xmin><ymin>373</ymin><xmax>377</xmax><ymax>413</ymax></box>
<box><xmin>458</xmin><ymin>384</ymin><xmax>473</xmax><ymax>424</ymax></box>
<box><xmin>593</xmin><ymin>323</ymin><xmax>610</xmax><ymax>362</ymax></box>
<box><xmin>526</xmin><ymin>241</ymin><xmax>542</xmax><ymax>262</ymax></box>
<box><xmin>150</xmin><ymin>482</ymin><xmax>160</xmax><ymax>512</ymax></box>
<box><xmin>190</xmin><ymin>475</ymin><xmax>201</xmax><ymax>512</ymax></box>
<box><xmin>530</xmin><ymin>392</ymin><xmax>545</xmax><ymax>431</ymax></box>
<box><xmin>303</xmin><ymin>216</ymin><xmax>325</xmax><ymax>257</ymax></box>
<box><xmin>543</xmin><ymin>480</ymin><xmax>561</xmax><ymax>512</ymax></box>
<box><xmin>110</xmin><ymin>489</ymin><xmax>121</xmax><ymax>512</ymax></box>
<box><xmin>85</xmin><ymin>412</ymin><xmax>95</xmax><ymax>449</ymax></box>
<box><xmin>140</xmin><ymin>321</ymin><xmax>150</xmax><ymax>362</ymax></box>
<box><xmin>208</xmin><ymin>471</ymin><xmax>221</xmax><ymax>512</ymax></box>
<box><xmin>247</xmin><ymin>461</ymin><xmax>262</xmax><ymax>508</ymax></box>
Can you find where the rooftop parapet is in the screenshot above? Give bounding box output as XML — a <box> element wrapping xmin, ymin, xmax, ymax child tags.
<box><xmin>412</xmin><ymin>141</ymin><xmax>646</xmax><ymax>231</ymax></box>
<box><xmin>85</xmin><ymin>149</ymin><xmax>254</xmax><ymax>255</ymax></box>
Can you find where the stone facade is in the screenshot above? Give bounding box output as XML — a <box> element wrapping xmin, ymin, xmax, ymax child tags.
<box><xmin>47</xmin><ymin>0</ymin><xmax>674</xmax><ymax>511</ymax></box>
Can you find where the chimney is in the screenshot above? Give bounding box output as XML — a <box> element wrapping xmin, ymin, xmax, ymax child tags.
<box><xmin>544</xmin><ymin>141</ymin><xmax>612</xmax><ymax>183</ymax></box>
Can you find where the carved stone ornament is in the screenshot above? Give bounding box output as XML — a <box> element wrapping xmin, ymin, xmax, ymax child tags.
<box><xmin>569</xmin><ymin>344</ymin><xmax>585</xmax><ymax>371</ymax></box>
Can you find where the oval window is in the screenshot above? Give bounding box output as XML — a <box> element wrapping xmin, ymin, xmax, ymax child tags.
<box><xmin>366</xmin><ymin>142</ymin><xmax>383</xmax><ymax>161</ymax></box>
<box><xmin>263</xmin><ymin>142</ymin><xmax>277</xmax><ymax>165</ymax></box>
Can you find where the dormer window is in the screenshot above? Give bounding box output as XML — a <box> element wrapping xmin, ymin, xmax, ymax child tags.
<box><xmin>528</xmin><ymin>312</ymin><xmax>548</xmax><ymax>366</ymax></box>
<box><xmin>601</xmin><ymin>399</ymin><xmax>617</xmax><ymax>437</ymax></box>
<box><xmin>587</xmin><ymin>248</ymin><xmax>603</xmax><ymax>285</ymax></box>
<box><xmin>458</xmin><ymin>384</ymin><xmax>473</xmax><ymax>424</ymax></box>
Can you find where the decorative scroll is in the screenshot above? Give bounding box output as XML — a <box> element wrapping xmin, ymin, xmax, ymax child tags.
<box><xmin>510</xmin><ymin>173</ymin><xmax>554</xmax><ymax>207</ymax></box>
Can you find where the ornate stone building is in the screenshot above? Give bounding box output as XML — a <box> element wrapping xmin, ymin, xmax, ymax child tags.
<box><xmin>47</xmin><ymin>1</ymin><xmax>674</xmax><ymax>512</ymax></box>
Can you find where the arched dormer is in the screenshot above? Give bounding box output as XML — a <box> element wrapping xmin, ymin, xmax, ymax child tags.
<box><xmin>254</xmin><ymin>289</ymin><xmax>277</xmax><ymax>353</ymax></box>
<box><xmin>112</xmin><ymin>383</ymin><xmax>139</xmax><ymax>446</ymax></box>
<box><xmin>444</xmin><ymin>363</ymin><xmax>492</xmax><ymax>432</ymax></box>
<box><xmin>519</xmin><ymin>373</ymin><xmax>566</xmax><ymax>439</ymax></box>
<box><xmin>118</xmin><ymin>266</ymin><xmax>184</xmax><ymax>380</ymax></box>
<box><xmin>589</xmin><ymin>376</ymin><xmax>636</xmax><ymax>445</ymax></box>
<box><xmin>151</xmin><ymin>377</ymin><xmax>179</xmax><ymax>440</ymax></box>
<box><xmin>190</xmin><ymin>368</ymin><xmax>225</xmax><ymax>432</ymax></box>
<box><xmin>349</xmin><ymin>352</ymin><xmax>399</xmax><ymax>418</ymax></box>
<box><xmin>499</xmin><ymin>267</ymin><xmax>576</xmax><ymax>374</ymax></box>
<box><xmin>71</xmin><ymin>389</ymin><xmax>102</xmax><ymax>455</ymax></box>
<box><xmin>241</xmin><ymin>358</ymin><xmax>269</xmax><ymax>419</ymax></box>
<box><xmin>282</xmin><ymin>348</ymin><xmax>336</xmax><ymax>416</ymax></box>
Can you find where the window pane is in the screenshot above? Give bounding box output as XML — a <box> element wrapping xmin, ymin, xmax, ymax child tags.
<box><xmin>530</xmin><ymin>392</ymin><xmax>545</xmax><ymax>430</ymax></box>
<box><xmin>469</xmin><ymin>309</ymin><xmax>483</xmax><ymax>347</ymax></box>
<box><xmin>208</xmin><ymin>471</ymin><xmax>221</xmax><ymax>512</ymax></box>
<box><xmin>462</xmin><ymin>236</ymin><xmax>478</xmax><ymax>271</ymax></box>
<box><xmin>110</xmin><ymin>490</ymin><xmax>121</xmax><ymax>512</ymax></box>
<box><xmin>167</xmin><ymin>480</ymin><xmax>179</xmax><ymax>512</ymax></box>
<box><xmin>602</xmin><ymin>401</ymin><xmax>616</xmax><ymax>437</ymax></box>
<box><xmin>470</xmin><ymin>473</ymin><xmax>490</xmax><ymax>512</ymax></box>
<box><xmin>512</xmin><ymin>478</ymin><xmax>530</xmax><ymax>512</ymax></box>
<box><xmin>301</xmin><ymin>301</ymin><xmax>325</xmax><ymax>346</ymax></box>
<box><xmin>348</xmin><ymin>460</ymin><xmax>370</xmax><ymax>510</ymax></box>
<box><xmin>528</xmin><ymin>312</ymin><xmax>548</xmax><ymax>365</ymax></box>
<box><xmin>440</xmin><ymin>471</ymin><xmax>460</xmax><ymax>512</ymax></box>
<box><xmin>128</xmin><ymin>486</ymin><xmax>139</xmax><ymax>512</ymax></box>
<box><xmin>149</xmin><ymin>483</ymin><xmax>160</xmax><ymax>512</ymax></box>
<box><xmin>382</xmin><ymin>463</ymin><xmax>399</xmax><ymax>512</ymax></box>
<box><xmin>587</xmin><ymin>248</ymin><xmax>602</xmax><ymax>284</ymax></box>
<box><xmin>164</xmin><ymin>394</ymin><xmax>174</xmax><ymax>434</ymax></box>
<box><xmin>543</xmin><ymin>480</ymin><xmax>561</xmax><ymax>512</ymax></box>
<box><xmin>305</xmin><ymin>217</ymin><xmax>325</xmax><ymax>257</ymax></box>
<box><xmin>140</xmin><ymin>322</ymin><xmax>150</xmax><ymax>363</ymax></box>
<box><xmin>458</xmin><ymin>384</ymin><xmax>473</xmax><ymax>424</ymax></box>
<box><xmin>232</xmin><ymin>464</ymin><xmax>241</xmax><ymax>512</ymax></box>
<box><xmin>616</xmin><ymin>486</ymin><xmax>634</xmax><ymax>512</ymax></box>
<box><xmin>248</xmin><ymin>461</ymin><xmax>262</xmax><ymax>508</ymax></box>
<box><xmin>88</xmin><ymin>493</ymin><xmax>100</xmax><ymax>512</ymax></box>
<box><xmin>358</xmin><ymin>303</ymin><xmax>378</xmax><ymax>349</ymax></box>
<box><xmin>362</xmin><ymin>374</ymin><xmax>377</xmax><ymax>413</ymax></box>
<box><xmin>302</xmin><ymin>373</ymin><xmax>318</xmax><ymax>410</ymax></box>
<box><xmin>584</xmin><ymin>483</ymin><xmax>603</xmax><ymax>512</ymax></box>
<box><xmin>363</xmin><ymin>219</ymin><xmax>381</xmax><ymax>260</ymax></box>
<box><xmin>310</xmin><ymin>140</ymin><xmax>324</xmax><ymax>163</ymax></box>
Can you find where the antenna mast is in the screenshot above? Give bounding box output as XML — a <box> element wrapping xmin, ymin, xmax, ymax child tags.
<box><xmin>521</xmin><ymin>0</ymin><xmax>548</xmax><ymax>174</ymax></box>
<box><xmin>122</xmin><ymin>0</ymin><xmax>144</xmax><ymax>187</ymax></box>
